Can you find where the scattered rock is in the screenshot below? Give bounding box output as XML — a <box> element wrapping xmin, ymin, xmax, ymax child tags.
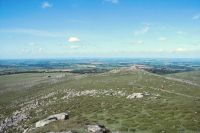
<box><xmin>23</xmin><ymin>127</ymin><xmax>36</xmax><ymax>133</ymax></box>
<box><xmin>127</xmin><ymin>93</ymin><xmax>144</xmax><ymax>99</ymax></box>
<box><xmin>62</xmin><ymin>89</ymin><xmax>126</xmax><ymax>100</ymax></box>
<box><xmin>35</xmin><ymin>113</ymin><xmax>69</xmax><ymax>128</ymax></box>
<box><xmin>87</xmin><ymin>124</ymin><xmax>109</xmax><ymax>133</ymax></box>
<box><xmin>0</xmin><ymin>111</ymin><xmax>27</xmax><ymax>132</ymax></box>
<box><xmin>47</xmin><ymin>131</ymin><xmax>73</xmax><ymax>133</ymax></box>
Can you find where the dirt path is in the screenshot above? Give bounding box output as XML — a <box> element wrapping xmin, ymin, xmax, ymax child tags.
<box><xmin>145</xmin><ymin>70</ymin><xmax>200</xmax><ymax>88</ymax></box>
<box><xmin>148</xmin><ymin>86</ymin><xmax>200</xmax><ymax>99</ymax></box>
<box><xmin>165</xmin><ymin>77</ymin><xmax>200</xmax><ymax>87</ymax></box>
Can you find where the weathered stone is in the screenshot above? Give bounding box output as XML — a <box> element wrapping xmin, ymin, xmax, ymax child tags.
<box><xmin>87</xmin><ymin>124</ymin><xmax>109</xmax><ymax>133</ymax></box>
<box><xmin>127</xmin><ymin>93</ymin><xmax>144</xmax><ymax>99</ymax></box>
<box><xmin>47</xmin><ymin>131</ymin><xmax>73</xmax><ymax>133</ymax></box>
<box><xmin>0</xmin><ymin>111</ymin><xmax>27</xmax><ymax>132</ymax></box>
<box><xmin>35</xmin><ymin>113</ymin><xmax>69</xmax><ymax>128</ymax></box>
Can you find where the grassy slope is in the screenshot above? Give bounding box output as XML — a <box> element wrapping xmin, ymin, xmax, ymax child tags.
<box><xmin>166</xmin><ymin>70</ymin><xmax>200</xmax><ymax>85</ymax></box>
<box><xmin>0</xmin><ymin>69</ymin><xmax>200</xmax><ymax>133</ymax></box>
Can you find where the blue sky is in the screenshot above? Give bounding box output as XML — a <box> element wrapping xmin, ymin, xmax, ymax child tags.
<box><xmin>0</xmin><ymin>0</ymin><xmax>200</xmax><ymax>59</ymax></box>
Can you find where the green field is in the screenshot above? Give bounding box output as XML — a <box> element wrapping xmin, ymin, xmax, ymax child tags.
<box><xmin>167</xmin><ymin>70</ymin><xmax>200</xmax><ymax>86</ymax></box>
<box><xmin>0</xmin><ymin>68</ymin><xmax>200</xmax><ymax>133</ymax></box>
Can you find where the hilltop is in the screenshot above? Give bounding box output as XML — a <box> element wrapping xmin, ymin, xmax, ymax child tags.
<box><xmin>0</xmin><ymin>66</ymin><xmax>200</xmax><ymax>133</ymax></box>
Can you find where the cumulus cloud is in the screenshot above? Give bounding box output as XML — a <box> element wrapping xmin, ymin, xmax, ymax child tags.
<box><xmin>152</xmin><ymin>48</ymin><xmax>191</xmax><ymax>54</ymax></box>
<box><xmin>29</xmin><ymin>42</ymin><xmax>36</xmax><ymax>46</ymax></box>
<box><xmin>68</xmin><ymin>37</ymin><xmax>80</xmax><ymax>42</ymax></box>
<box><xmin>21</xmin><ymin>49</ymin><xmax>30</xmax><ymax>53</ymax></box>
<box><xmin>192</xmin><ymin>14</ymin><xmax>200</xmax><ymax>20</ymax></box>
<box><xmin>134</xmin><ymin>26</ymin><xmax>150</xmax><ymax>36</ymax></box>
<box><xmin>105</xmin><ymin>0</ymin><xmax>119</xmax><ymax>4</ymax></box>
<box><xmin>42</xmin><ymin>1</ymin><xmax>52</xmax><ymax>9</ymax></box>
<box><xmin>158</xmin><ymin>37</ymin><xmax>167</xmax><ymax>41</ymax></box>
<box><xmin>176</xmin><ymin>31</ymin><xmax>187</xmax><ymax>35</ymax></box>
<box><xmin>172</xmin><ymin>48</ymin><xmax>188</xmax><ymax>53</ymax></box>
<box><xmin>38</xmin><ymin>47</ymin><xmax>43</xmax><ymax>52</ymax></box>
<box><xmin>69</xmin><ymin>45</ymin><xmax>80</xmax><ymax>49</ymax></box>
<box><xmin>132</xmin><ymin>40</ymin><xmax>144</xmax><ymax>45</ymax></box>
<box><xmin>155</xmin><ymin>49</ymin><xmax>164</xmax><ymax>52</ymax></box>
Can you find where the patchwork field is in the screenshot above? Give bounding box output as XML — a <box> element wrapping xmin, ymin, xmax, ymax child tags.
<box><xmin>0</xmin><ymin>68</ymin><xmax>200</xmax><ymax>133</ymax></box>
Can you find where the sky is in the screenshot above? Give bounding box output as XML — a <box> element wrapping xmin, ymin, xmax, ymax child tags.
<box><xmin>0</xmin><ymin>0</ymin><xmax>200</xmax><ymax>59</ymax></box>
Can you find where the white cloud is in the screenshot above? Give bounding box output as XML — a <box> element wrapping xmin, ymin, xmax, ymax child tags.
<box><xmin>142</xmin><ymin>22</ymin><xmax>152</xmax><ymax>26</ymax></box>
<box><xmin>172</xmin><ymin>48</ymin><xmax>188</xmax><ymax>53</ymax></box>
<box><xmin>42</xmin><ymin>1</ymin><xmax>52</xmax><ymax>9</ymax></box>
<box><xmin>155</xmin><ymin>49</ymin><xmax>164</xmax><ymax>52</ymax></box>
<box><xmin>192</xmin><ymin>14</ymin><xmax>200</xmax><ymax>20</ymax></box>
<box><xmin>132</xmin><ymin>40</ymin><xmax>144</xmax><ymax>45</ymax></box>
<box><xmin>158</xmin><ymin>37</ymin><xmax>167</xmax><ymax>41</ymax></box>
<box><xmin>134</xmin><ymin>26</ymin><xmax>150</xmax><ymax>36</ymax></box>
<box><xmin>21</xmin><ymin>49</ymin><xmax>30</xmax><ymax>53</ymax></box>
<box><xmin>29</xmin><ymin>42</ymin><xmax>36</xmax><ymax>46</ymax></box>
<box><xmin>105</xmin><ymin>0</ymin><xmax>119</xmax><ymax>4</ymax></box>
<box><xmin>0</xmin><ymin>28</ymin><xmax>65</xmax><ymax>37</ymax></box>
<box><xmin>68</xmin><ymin>37</ymin><xmax>80</xmax><ymax>42</ymax></box>
<box><xmin>69</xmin><ymin>45</ymin><xmax>80</xmax><ymax>49</ymax></box>
<box><xmin>38</xmin><ymin>47</ymin><xmax>43</xmax><ymax>52</ymax></box>
<box><xmin>151</xmin><ymin>48</ymin><xmax>192</xmax><ymax>54</ymax></box>
<box><xmin>176</xmin><ymin>31</ymin><xmax>187</xmax><ymax>35</ymax></box>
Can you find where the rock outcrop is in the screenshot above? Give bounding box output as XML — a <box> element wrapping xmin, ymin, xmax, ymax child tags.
<box><xmin>126</xmin><ymin>93</ymin><xmax>144</xmax><ymax>99</ymax></box>
<box><xmin>87</xmin><ymin>124</ymin><xmax>109</xmax><ymax>133</ymax></box>
<box><xmin>0</xmin><ymin>111</ymin><xmax>27</xmax><ymax>132</ymax></box>
<box><xmin>35</xmin><ymin>113</ymin><xmax>69</xmax><ymax>128</ymax></box>
<box><xmin>47</xmin><ymin>131</ymin><xmax>72</xmax><ymax>133</ymax></box>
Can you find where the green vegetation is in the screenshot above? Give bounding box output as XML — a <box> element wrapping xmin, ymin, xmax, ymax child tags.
<box><xmin>167</xmin><ymin>70</ymin><xmax>200</xmax><ymax>85</ymax></box>
<box><xmin>0</xmin><ymin>68</ymin><xmax>200</xmax><ymax>133</ymax></box>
